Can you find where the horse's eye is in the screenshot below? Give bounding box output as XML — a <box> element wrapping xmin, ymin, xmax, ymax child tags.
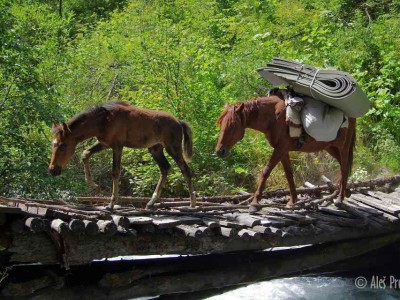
<box><xmin>58</xmin><ymin>143</ymin><xmax>67</xmax><ymax>151</ymax></box>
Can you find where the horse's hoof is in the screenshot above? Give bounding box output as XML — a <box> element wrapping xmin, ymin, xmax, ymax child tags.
<box><xmin>333</xmin><ymin>197</ymin><xmax>343</xmax><ymax>206</ymax></box>
<box><xmin>285</xmin><ymin>202</ymin><xmax>295</xmax><ymax>209</ymax></box>
<box><xmin>248</xmin><ymin>205</ymin><xmax>261</xmax><ymax>214</ymax></box>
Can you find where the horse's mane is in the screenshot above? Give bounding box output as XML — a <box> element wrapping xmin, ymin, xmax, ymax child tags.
<box><xmin>216</xmin><ymin>99</ymin><xmax>260</xmax><ymax>127</ymax></box>
<box><xmin>53</xmin><ymin>101</ymin><xmax>129</xmax><ymax>134</ymax></box>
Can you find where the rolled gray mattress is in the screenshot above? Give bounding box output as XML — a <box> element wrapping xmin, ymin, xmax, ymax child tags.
<box><xmin>257</xmin><ymin>58</ymin><xmax>370</xmax><ymax>117</ymax></box>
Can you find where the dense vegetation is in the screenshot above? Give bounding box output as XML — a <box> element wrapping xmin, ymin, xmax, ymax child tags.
<box><xmin>0</xmin><ymin>0</ymin><xmax>399</xmax><ymax>200</ymax></box>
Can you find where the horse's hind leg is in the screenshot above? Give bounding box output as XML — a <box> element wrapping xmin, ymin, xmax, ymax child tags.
<box><xmin>166</xmin><ymin>146</ymin><xmax>196</xmax><ymax>208</ymax></box>
<box><xmin>146</xmin><ymin>145</ymin><xmax>171</xmax><ymax>209</ymax></box>
<box><xmin>109</xmin><ymin>145</ymin><xmax>123</xmax><ymax>211</ymax></box>
<box><xmin>281</xmin><ymin>153</ymin><xmax>297</xmax><ymax>207</ymax></box>
<box><xmin>81</xmin><ymin>141</ymin><xmax>108</xmax><ymax>193</ymax></box>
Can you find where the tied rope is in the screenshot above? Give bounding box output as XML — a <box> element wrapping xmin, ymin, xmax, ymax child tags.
<box><xmin>309</xmin><ymin>68</ymin><xmax>320</xmax><ymax>99</ymax></box>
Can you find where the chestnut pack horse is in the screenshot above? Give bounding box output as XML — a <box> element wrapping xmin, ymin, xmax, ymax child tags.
<box><xmin>215</xmin><ymin>94</ymin><xmax>356</xmax><ymax>212</ymax></box>
<box><xmin>49</xmin><ymin>101</ymin><xmax>196</xmax><ymax>210</ymax></box>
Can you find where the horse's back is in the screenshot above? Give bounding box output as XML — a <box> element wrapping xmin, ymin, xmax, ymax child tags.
<box><xmin>101</xmin><ymin>102</ymin><xmax>182</xmax><ymax>148</ymax></box>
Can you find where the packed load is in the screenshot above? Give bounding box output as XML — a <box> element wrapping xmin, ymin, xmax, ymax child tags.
<box><xmin>258</xmin><ymin>58</ymin><xmax>370</xmax><ymax>142</ymax></box>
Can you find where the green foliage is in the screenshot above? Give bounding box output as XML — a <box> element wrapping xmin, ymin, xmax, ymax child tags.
<box><xmin>0</xmin><ymin>0</ymin><xmax>399</xmax><ymax>200</ymax></box>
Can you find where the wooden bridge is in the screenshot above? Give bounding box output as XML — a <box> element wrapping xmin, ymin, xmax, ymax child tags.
<box><xmin>1</xmin><ymin>175</ymin><xmax>400</xmax><ymax>298</ymax></box>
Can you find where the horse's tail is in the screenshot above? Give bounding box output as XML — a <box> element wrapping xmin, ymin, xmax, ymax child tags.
<box><xmin>348</xmin><ymin>121</ymin><xmax>356</xmax><ymax>176</ymax></box>
<box><xmin>180</xmin><ymin>121</ymin><xmax>193</xmax><ymax>161</ymax></box>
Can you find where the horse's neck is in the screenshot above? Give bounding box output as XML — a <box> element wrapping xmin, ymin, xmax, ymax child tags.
<box><xmin>244</xmin><ymin>98</ymin><xmax>280</xmax><ymax>132</ymax></box>
<box><xmin>68</xmin><ymin>116</ymin><xmax>100</xmax><ymax>142</ymax></box>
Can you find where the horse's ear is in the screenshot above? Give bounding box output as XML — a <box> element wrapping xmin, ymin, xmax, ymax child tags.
<box><xmin>62</xmin><ymin>122</ymin><xmax>71</xmax><ymax>136</ymax></box>
<box><xmin>235</xmin><ymin>103</ymin><xmax>244</xmax><ymax>113</ymax></box>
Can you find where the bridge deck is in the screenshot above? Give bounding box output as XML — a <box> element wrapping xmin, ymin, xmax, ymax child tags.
<box><xmin>0</xmin><ymin>176</ymin><xmax>399</xmax><ymax>268</ymax></box>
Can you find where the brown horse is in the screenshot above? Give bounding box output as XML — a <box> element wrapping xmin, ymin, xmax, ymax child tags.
<box><xmin>49</xmin><ymin>101</ymin><xmax>196</xmax><ymax>210</ymax></box>
<box><xmin>215</xmin><ymin>94</ymin><xmax>356</xmax><ymax>212</ymax></box>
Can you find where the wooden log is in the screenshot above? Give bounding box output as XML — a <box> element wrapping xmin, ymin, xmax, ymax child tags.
<box><xmin>218</xmin><ymin>220</ymin><xmax>244</xmax><ymax>229</ymax></box>
<box><xmin>196</xmin><ymin>226</ymin><xmax>213</xmax><ymax>236</ymax></box>
<box><xmin>175</xmin><ymin>225</ymin><xmax>202</xmax><ymax>238</ymax></box>
<box><xmin>259</xmin><ymin>218</ymin><xmax>296</xmax><ymax>228</ymax></box>
<box><xmin>218</xmin><ymin>227</ymin><xmax>238</xmax><ymax>238</ymax></box>
<box><xmin>271</xmin><ymin>212</ymin><xmax>316</xmax><ymax>225</ymax></box>
<box><xmin>238</xmin><ymin>229</ymin><xmax>262</xmax><ymax>239</ymax></box>
<box><xmin>224</xmin><ymin>213</ymin><xmax>261</xmax><ymax>227</ymax></box>
<box><xmin>202</xmin><ymin>219</ymin><xmax>220</xmax><ymax>229</ymax></box>
<box><xmin>42</xmin><ymin>219</ymin><xmax>51</xmax><ymax>232</ymax></box>
<box><xmin>97</xmin><ymin>220</ymin><xmax>117</xmax><ymax>236</ymax></box>
<box><xmin>25</xmin><ymin>217</ymin><xmax>44</xmax><ymax>233</ymax></box>
<box><xmin>318</xmin><ymin>207</ymin><xmax>352</xmax><ymax>218</ymax></box>
<box><xmin>68</xmin><ymin>219</ymin><xmax>85</xmax><ymax>233</ymax></box>
<box><xmin>51</xmin><ymin>219</ymin><xmax>69</xmax><ymax>235</ymax></box>
<box><xmin>83</xmin><ymin>220</ymin><xmax>99</xmax><ymax>236</ymax></box>
<box><xmin>321</xmin><ymin>175</ymin><xmax>336</xmax><ymax>192</ymax></box>
<box><xmin>112</xmin><ymin>215</ymin><xmax>130</xmax><ymax>229</ymax></box>
<box><xmin>314</xmin><ymin>222</ymin><xmax>342</xmax><ymax>233</ymax></box>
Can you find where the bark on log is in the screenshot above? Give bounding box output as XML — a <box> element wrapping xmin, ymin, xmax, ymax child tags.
<box><xmin>51</xmin><ymin>219</ymin><xmax>69</xmax><ymax>235</ymax></box>
<box><xmin>25</xmin><ymin>217</ymin><xmax>44</xmax><ymax>233</ymax></box>
<box><xmin>83</xmin><ymin>220</ymin><xmax>99</xmax><ymax>236</ymax></box>
<box><xmin>68</xmin><ymin>219</ymin><xmax>85</xmax><ymax>233</ymax></box>
<box><xmin>96</xmin><ymin>220</ymin><xmax>117</xmax><ymax>236</ymax></box>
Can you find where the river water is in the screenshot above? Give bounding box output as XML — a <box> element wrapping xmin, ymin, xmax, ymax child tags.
<box><xmin>202</xmin><ymin>275</ymin><xmax>400</xmax><ymax>300</ymax></box>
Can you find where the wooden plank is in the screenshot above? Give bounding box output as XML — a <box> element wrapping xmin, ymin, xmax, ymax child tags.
<box><xmin>152</xmin><ymin>218</ymin><xmax>182</xmax><ymax>229</ymax></box>
<box><xmin>307</xmin><ymin>212</ymin><xmax>365</xmax><ymax>228</ymax></box>
<box><xmin>128</xmin><ymin>217</ymin><xmax>153</xmax><ymax>225</ymax></box>
<box><xmin>351</xmin><ymin>194</ymin><xmax>400</xmax><ymax>216</ymax></box>
<box><xmin>347</xmin><ymin>199</ymin><xmax>384</xmax><ymax>216</ymax></box>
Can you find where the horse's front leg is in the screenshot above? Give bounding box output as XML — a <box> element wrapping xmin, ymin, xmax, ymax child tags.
<box><xmin>250</xmin><ymin>148</ymin><xmax>285</xmax><ymax>212</ymax></box>
<box><xmin>81</xmin><ymin>142</ymin><xmax>108</xmax><ymax>193</ymax></box>
<box><xmin>281</xmin><ymin>153</ymin><xmax>297</xmax><ymax>207</ymax></box>
<box><xmin>109</xmin><ymin>145</ymin><xmax>123</xmax><ymax>211</ymax></box>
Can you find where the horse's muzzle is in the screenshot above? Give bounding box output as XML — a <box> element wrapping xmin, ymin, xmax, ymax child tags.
<box><xmin>49</xmin><ymin>166</ymin><xmax>62</xmax><ymax>176</ymax></box>
<box><xmin>216</xmin><ymin>147</ymin><xmax>228</xmax><ymax>158</ymax></box>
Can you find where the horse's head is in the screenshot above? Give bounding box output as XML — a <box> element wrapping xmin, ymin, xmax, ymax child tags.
<box><xmin>48</xmin><ymin>123</ymin><xmax>77</xmax><ymax>176</ymax></box>
<box><xmin>215</xmin><ymin>103</ymin><xmax>246</xmax><ymax>158</ymax></box>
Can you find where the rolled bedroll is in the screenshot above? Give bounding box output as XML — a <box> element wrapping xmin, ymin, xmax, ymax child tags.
<box><xmin>257</xmin><ymin>58</ymin><xmax>370</xmax><ymax>118</ymax></box>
